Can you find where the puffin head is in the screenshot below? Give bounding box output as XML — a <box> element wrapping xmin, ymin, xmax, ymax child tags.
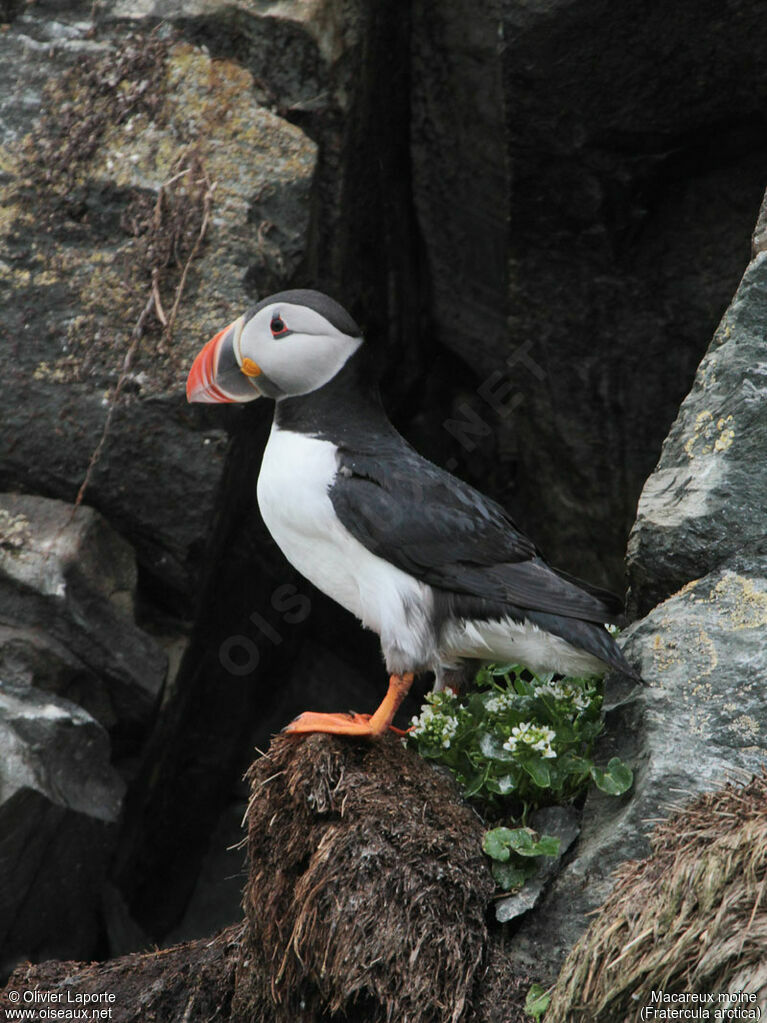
<box><xmin>186</xmin><ymin>289</ymin><xmax>363</xmax><ymax>404</ymax></box>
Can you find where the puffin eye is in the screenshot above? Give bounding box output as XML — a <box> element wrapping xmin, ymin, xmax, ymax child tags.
<box><xmin>270</xmin><ymin>314</ymin><xmax>287</xmax><ymax>336</ymax></box>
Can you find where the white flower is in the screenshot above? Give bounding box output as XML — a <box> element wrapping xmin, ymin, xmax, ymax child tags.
<box><xmin>536</xmin><ymin>679</ymin><xmax>595</xmax><ymax>715</ymax></box>
<box><xmin>538</xmin><ymin>681</ymin><xmax>568</xmax><ymax>701</ymax></box>
<box><xmin>485</xmin><ymin>693</ymin><xmax>515</xmax><ymax>714</ymax></box>
<box><xmin>410</xmin><ymin>704</ymin><xmax>459</xmax><ymax>748</ymax></box>
<box><xmin>503</xmin><ymin>721</ymin><xmax>557</xmax><ymax>759</ymax></box>
<box><xmin>572</xmin><ymin>690</ymin><xmax>591</xmax><ymax>711</ymax></box>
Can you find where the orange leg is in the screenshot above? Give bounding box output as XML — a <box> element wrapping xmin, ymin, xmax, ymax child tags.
<box><xmin>282</xmin><ymin>672</ymin><xmax>415</xmax><ymax>737</ymax></box>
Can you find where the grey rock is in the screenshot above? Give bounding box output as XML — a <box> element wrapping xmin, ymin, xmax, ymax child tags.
<box><xmin>0</xmin><ymin>622</ymin><xmax>117</xmax><ymax>730</ymax></box>
<box><xmin>752</xmin><ymin>189</ymin><xmax>767</xmax><ymax>257</ymax></box>
<box><xmin>411</xmin><ymin>0</ymin><xmax>509</xmax><ymax>390</ymax></box>
<box><xmin>0</xmin><ymin>493</ymin><xmax>166</xmax><ymax>728</ymax></box>
<box><xmin>0</xmin><ymin>682</ymin><xmax>125</xmax><ymax>820</ymax></box>
<box><xmin>628</xmin><ymin>247</ymin><xmax>767</xmax><ymax>617</ymax></box>
<box><xmin>508</xmin><ymin>188</ymin><xmax>767</xmax><ymax>983</ymax></box>
<box><xmin>510</xmin><ymin>553</ymin><xmax>767</xmax><ymax>980</ymax></box>
<box><xmin>495</xmin><ymin>881</ymin><xmax>543</xmax><ymax>926</ymax></box>
<box><xmin>0</xmin><ymin>682</ymin><xmax>125</xmax><ymax>974</ymax></box>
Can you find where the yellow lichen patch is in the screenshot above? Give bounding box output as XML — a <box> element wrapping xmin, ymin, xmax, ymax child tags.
<box><xmin>684</xmin><ymin>409</ymin><xmax>714</xmax><ymax>457</ymax></box>
<box><xmin>96</xmin><ymin>42</ymin><xmax>316</xmax><ymax>210</ymax></box>
<box><xmin>713</xmin><ymin>415</ymin><xmax>734</xmax><ymax>452</ymax></box>
<box><xmin>669</xmin><ymin>623</ymin><xmax>719</xmax><ymax>696</ymax></box>
<box><xmin>727</xmin><ymin>714</ymin><xmax>760</xmax><ymax>744</ymax></box>
<box><xmin>713</xmin><ymin>573</ymin><xmax>767</xmax><ymax>630</ymax></box>
<box><xmin>696</xmin><ymin>355</ymin><xmax>718</xmax><ymax>390</ymax></box>
<box><xmin>650</xmin><ymin>620</ymin><xmax>684</xmax><ymax>676</ymax></box>
<box><xmin>0</xmin><ymin>144</ymin><xmax>18</xmax><ymax>176</ymax></box>
<box><xmin>651</xmin><ymin>603</ymin><xmax>719</xmax><ymax>715</ymax></box>
<box><xmin>77</xmin><ymin>39</ymin><xmax>315</xmax><ymax>386</ymax></box>
<box><xmin>0</xmin><ymin>197</ymin><xmax>22</xmax><ymax>236</ymax></box>
<box><xmin>0</xmin><ymin>264</ymin><xmax>29</xmax><ymax>285</ymax></box>
<box><xmin>0</xmin><ymin>509</ymin><xmax>32</xmax><ymax>550</ymax></box>
<box><xmin>683</xmin><ymin>408</ymin><xmax>736</xmax><ymax>458</ymax></box>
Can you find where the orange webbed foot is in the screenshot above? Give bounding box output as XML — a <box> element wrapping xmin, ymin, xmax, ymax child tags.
<box><xmin>282</xmin><ymin>673</ymin><xmax>416</xmax><ymax>739</ymax></box>
<box><xmin>283</xmin><ymin>710</ymin><xmax>379</xmax><ymax>737</ymax></box>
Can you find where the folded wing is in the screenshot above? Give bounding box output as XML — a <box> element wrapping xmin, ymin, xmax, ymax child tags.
<box><xmin>330</xmin><ymin>443</ymin><xmax>623</xmax><ymax>624</ymax></box>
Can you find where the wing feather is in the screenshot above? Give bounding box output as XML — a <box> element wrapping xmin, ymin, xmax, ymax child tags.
<box><xmin>330</xmin><ymin>445</ymin><xmax>623</xmax><ymax>623</ymax></box>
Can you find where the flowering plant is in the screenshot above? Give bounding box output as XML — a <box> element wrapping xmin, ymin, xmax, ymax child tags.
<box><xmin>408</xmin><ymin>663</ymin><xmax>632</xmax><ymax>889</ymax></box>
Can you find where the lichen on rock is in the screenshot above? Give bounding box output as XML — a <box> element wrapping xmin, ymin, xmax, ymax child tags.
<box><xmin>628</xmin><ymin>248</ymin><xmax>767</xmax><ymax>617</ymax></box>
<box><xmin>0</xmin><ymin>14</ymin><xmax>318</xmax><ymax>598</ymax></box>
<box><xmin>7</xmin><ymin>31</ymin><xmax>316</xmax><ymax>394</ymax></box>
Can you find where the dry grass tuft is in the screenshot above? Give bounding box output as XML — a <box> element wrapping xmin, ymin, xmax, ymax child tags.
<box><xmin>234</xmin><ymin>733</ymin><xmax>495</xmax><ymax>1023</ymax></box>
<box><xmin>546</xmin><ymin>770</ymin><xmax>767</xmax><ymax>1022</ymax></box>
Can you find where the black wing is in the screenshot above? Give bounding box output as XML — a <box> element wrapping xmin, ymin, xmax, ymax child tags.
<box><xmin>329</xmin><ymin>442</ymin><xmax>623</xmax><ymax>624</ymax></box>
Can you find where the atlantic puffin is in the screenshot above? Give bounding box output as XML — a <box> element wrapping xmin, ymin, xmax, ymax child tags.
<box><xmin>186</xmin><ymin>289</ymin><xmax>638</xmax><ymax>737</ymax></box>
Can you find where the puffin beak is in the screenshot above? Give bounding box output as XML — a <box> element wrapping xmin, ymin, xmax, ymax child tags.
<box><xmin>186</xmin><ymin>316</ymin><xmax>263</xmax><ymax>404</ymax></box>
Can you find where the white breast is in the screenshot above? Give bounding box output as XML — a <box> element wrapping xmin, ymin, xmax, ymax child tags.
<box><xmin>256</xmin><ymin>425</ymin><xmax>435</xmax><ymax>673</ymax></box>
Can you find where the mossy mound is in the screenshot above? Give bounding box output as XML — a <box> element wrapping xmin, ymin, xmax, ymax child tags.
<box><xmin>234</xmin><ymin>733</ymin><xmax>495</xmax><ymax>1023</ymax></box>
<box><xmin>546</xmin><ymin>770</ymin><xmax>767</xmax><ymax>1022</ymax></box>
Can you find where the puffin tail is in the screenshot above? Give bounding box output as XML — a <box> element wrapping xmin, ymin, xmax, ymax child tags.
<box><xmin>548</xmin><ymin>565</ymin><xmax>626</xmax><ymax>622</ymax></box>
<box><xmin>526</xmin><ymin>608</ymin><xmax>643</xmax><ymax>684</ymax></box>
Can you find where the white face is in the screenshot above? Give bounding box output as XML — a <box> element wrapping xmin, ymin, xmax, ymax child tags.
<box><xmin>237</xmin><ymin>300</ymin><xmax>363</xmax><ymax>399</ymax></box>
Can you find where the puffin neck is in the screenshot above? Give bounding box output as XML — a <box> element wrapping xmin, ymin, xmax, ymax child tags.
<box><xmin>274</xmin><ymin>344</ymin><xmax>394</xmax><ymax>444</ymax></box>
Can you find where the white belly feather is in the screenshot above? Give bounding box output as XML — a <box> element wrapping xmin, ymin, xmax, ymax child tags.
<box><xmin>257</xmin><ymin>426</ymin><xmax>435</xmax><ymax>673</ymax></box>
<box><xmin>440</xmin><ymin>618</ymin><xmax>606</xmax><ymax>679</ymax></box>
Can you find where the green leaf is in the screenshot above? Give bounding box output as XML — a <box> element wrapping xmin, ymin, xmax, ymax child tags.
<box><xmin>531</xmin><ymin>833</ymin><xmax>561</xmax><ymax>858</ymax></box>
<box><xmin>463</xmin><ymin>771</ymin><xmax>487</xmax><ymax>798</ymax></box>
<box><xmin>491</xmin><ymin>662</ymin><xmax>519</xmax><ymax>677</ymax></box>
<box><xmin>548</xmin><ymin>720</ymin><xmax>576</xmax><ymax>743</ymax></box>
<box><xmin>417</xmin><ymin>743</ymin><xmax>447</xmax><ymax>760</ymax></box>
<box><xmin>483</xmin><ymin>826</ymin><xmax>561</xmax><ymax>862</ymax></box>
<box><xmin>525</xmin><ymin>983</ymin><xmax>551</xmax><ymax>1021</ymax></box>
<box><xmin>492</xmin><ymin>859</ymin><xmax>535</xmax><ymax>890</ymax></box>
<box><xmin>483</xmin><ymin>827</ymin><xmax>515</xmax><ymax>862</ymax></box>
<box><xmin>488</xmin><ymin>827</ymin><xmax>561</xmax><ymax>860</ymax></box>
<box><xmin>467</xmin><ymin>692</ymin><xmax>489</xmax><ymax>719</ymax></box>
<box><xmin>532</xmin><ymin>671</ymin><xmax>556</xmax><ymax>686</ymax></box>
<box><xmin>590</xmin><ymin>757</ymin><xmax>633</xmax><ymax>795</ymax></box>
<box><xmin>475</xmin><ymin>667</ymin><xmax>493</xmax><ymax>687</ymax></box>
<box><xmin>522</xmin><ymin>758</ymin><xmax>552</xmax><ymax>788</ymax></box>
<box><xmin>505</xmin><ymin>827</ymin><xmax>537</xmax><ymax>856</ymax></box>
